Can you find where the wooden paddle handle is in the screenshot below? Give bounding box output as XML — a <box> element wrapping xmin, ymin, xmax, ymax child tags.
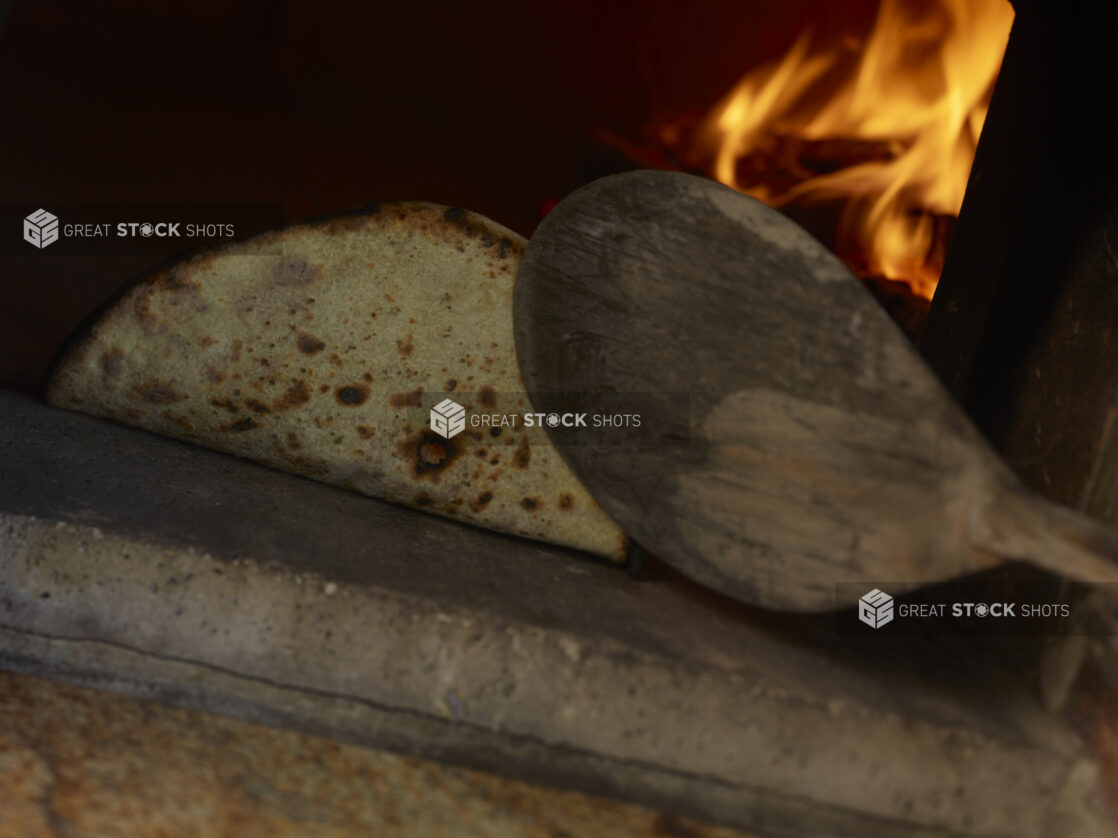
<box><xmin>976</xmin><ymin>485</ymin><xmax>1118</xmax><ymax>584</ymax></box>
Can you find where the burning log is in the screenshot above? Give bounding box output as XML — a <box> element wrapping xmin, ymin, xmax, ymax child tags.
<box><xmin>646</xmin><ymin>0</ymin><xmax>1014</xmax><ymax>301</ymax></box>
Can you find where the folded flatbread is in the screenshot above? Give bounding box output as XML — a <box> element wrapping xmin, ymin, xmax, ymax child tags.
<box><xmin>45</xmin><ymin>203</ymin><xmax>627</xmax><ymax>561</ymax></box>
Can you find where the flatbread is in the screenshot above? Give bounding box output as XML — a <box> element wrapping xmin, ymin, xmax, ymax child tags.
<box><xmin>45</xmin><ymin>203</ymin><xmax>627</xmax><ymax>561</ymax></box>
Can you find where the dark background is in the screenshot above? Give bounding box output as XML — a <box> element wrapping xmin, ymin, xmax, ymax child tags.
<box><xmin>0</xmin><ymin>0</ymin><xmax>884</xmax><ymax>393</ymax></box>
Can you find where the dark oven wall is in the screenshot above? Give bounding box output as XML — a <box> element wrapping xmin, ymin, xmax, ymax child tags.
<box><xmin>0</xmin><ymin>0</ymin><xmax>885</xmax><ymax>395</ymax></box>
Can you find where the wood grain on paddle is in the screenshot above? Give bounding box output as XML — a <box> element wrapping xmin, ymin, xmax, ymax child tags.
<box><xmin>514</xmin><ymin>171</ymin><xmax>1118</xmax><ymax>610</ymax></box>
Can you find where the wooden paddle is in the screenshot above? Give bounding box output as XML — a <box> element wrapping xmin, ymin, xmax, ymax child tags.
<box><xmin>513</xmin><ymin>170</ymin><xmax>1118</xmax><ymax>611</ymax></box>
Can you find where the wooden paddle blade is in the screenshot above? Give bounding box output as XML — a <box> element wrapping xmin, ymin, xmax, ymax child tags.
<box><xmin>514</xmin><ymin>171</ymin><xmax>1013</xmax><ymax>610</ymax></box>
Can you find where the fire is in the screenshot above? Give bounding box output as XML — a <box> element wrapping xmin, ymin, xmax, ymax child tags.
<box><xmin>678</xmin><ymin>0</ymin><xmax>1013</xmax><ymax>298</ymax></box>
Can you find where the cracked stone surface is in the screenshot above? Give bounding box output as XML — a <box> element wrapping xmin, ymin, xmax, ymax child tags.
<box><xmin>2</xmin><ymin>390</ymin><xmax>1117</xmax><ymax>836</ymax></box>
<box><xmin>0</xmin><ymin>670</ymin><xmax>750</xmax><ymax>838</ymax></box>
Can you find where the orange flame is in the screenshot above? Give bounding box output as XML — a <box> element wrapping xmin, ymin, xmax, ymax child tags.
<box><xmin>690</xmin><ymin>0</ymin><xmax>1013</xmax><ymax>298</ymax></box>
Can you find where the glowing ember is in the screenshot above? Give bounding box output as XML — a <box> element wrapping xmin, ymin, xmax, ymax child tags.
<box><xmin>665</xmin><ymin>0</ymin><xmax>1013</xmax><ymax>298</ymax></box>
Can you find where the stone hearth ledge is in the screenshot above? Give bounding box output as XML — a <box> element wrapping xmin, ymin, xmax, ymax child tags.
<box><xmin>0</xmin><ymin>390</ymin><xmax>1114</xmax><ymax>837</ymax></box>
